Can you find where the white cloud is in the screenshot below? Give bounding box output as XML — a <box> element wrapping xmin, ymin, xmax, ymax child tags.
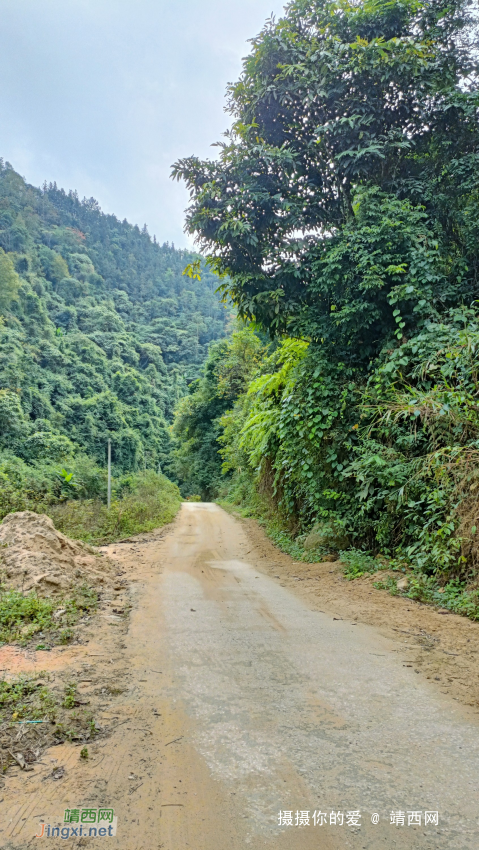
<box><xmin>0</xmin><ymin>0</ymin><xmax>286</xmax><ymax>247</ymax></box>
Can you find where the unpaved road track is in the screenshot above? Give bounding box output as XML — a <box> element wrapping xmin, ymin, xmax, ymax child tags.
<box><xmin>2</xmin><ymin>502</ymin><xmax>479</xmax><ymax>849</ymax></box>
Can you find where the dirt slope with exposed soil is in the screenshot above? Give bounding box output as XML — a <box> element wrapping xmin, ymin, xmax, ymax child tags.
<box><xmin>0</xmin><ymin>512</ymin><xmax>116</xmax><ymax>597</ymax></box>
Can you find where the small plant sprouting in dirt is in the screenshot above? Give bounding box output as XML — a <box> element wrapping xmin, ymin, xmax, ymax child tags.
<box><xmin>59</xmin><ymin>628</ymin><xmax>74</xmax><ymax>645</ymax></box>
<box><xmin>80</xmin><ymin>746</ymin><xmax>89</xmax><ymax>759</ymax></box>
<box><xmin>0</xmin><ymin>675</ymin><xmax>56</xmax><ymax>722</ymax></box>
<box><xmin>89</xmin><ymin>718</ymin><xmax>99</xmax><ymax>738</ymax></box>
<box><xmin>0</xmin><ymin>672</ymin><xmax>100</xmax><ymax>775</ymax></box>
<box><xmin>339</xmin><ymin>549</ymin><xmax>386</xmax><ymax>580</ymax></box>
<box><xmin>62</xmin><ymin>682</ymin><xmax>78</xmax><ymax>709</ymax></box>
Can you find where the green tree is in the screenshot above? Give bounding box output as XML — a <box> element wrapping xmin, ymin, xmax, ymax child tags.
<box><xmin>0</xmin><ymin>389</ymin><xmax>29</xmax><ymax>448</ymax></box>
<box><xmin>0</xmin><ymin>249</ymin><xmax>20</xmax><ymax>312</ymax></box>
<box><xmin>173</xmin><ymin>0</ymin><xmax>479</xmax><ymax>352</ymax></box>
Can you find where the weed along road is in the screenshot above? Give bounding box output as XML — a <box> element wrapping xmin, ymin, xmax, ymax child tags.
<box><xmin>3</xmin><ymin>502</ymin><xmax>479</xmax><ymax>849</ymax></box>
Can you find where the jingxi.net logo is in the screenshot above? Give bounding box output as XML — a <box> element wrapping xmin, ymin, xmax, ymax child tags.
<box><xmin>35</xmin><ymin>808</ymin><xmax>117</xmax><ymax>839</ymax></box>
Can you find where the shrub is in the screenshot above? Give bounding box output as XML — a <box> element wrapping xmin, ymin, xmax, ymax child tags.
<box><xmin>49</xmin><ymin>470</ymin><xmax>181</xmax><ymax>544</ymax></box>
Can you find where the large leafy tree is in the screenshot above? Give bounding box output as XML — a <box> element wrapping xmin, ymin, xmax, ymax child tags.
<box><xmin>174</xmin><ymin>0</ymin><xmax>479</xmax><ymax>363</ymax></box>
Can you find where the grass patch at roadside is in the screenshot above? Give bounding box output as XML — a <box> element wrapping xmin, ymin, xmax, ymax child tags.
<box><xmin>0</xmin><ymin>583</ymin><xmax>98</xmax><ymax>646</ymax></box>
<box><xmin>0</xmin><ymin>676</ymin><xmax>56</xmax><ymax>722</ymax></box>
<box><xmin>374</xmin><ymin>574</ymin><xmax>479</xmax><ymax>620</ymax></box>
<box><xmin>339</xmin><ymin>549</ymin><xmax>388</xmax><ymax>579</ymax></box>
<box><xmin>264</xmin><ymin>523</ymin><xmax>328</xmax><ymax>563</ymax></box>
<box><xmin>218</xmin><ymin>500</ymin><xmax>387</xmax><ymax>571</ymax></box>
<box><xmin>218</xmin><ymin>497</ymin><xmax>479</xmax><ymax>623</ymax></box>
<box><xmin>49</xmin><ymin>471</ymin><xmax>181</xmax><ymax>545</ymax></box>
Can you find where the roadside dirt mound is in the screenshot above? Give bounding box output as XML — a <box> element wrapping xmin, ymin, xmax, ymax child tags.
<box><xmin>0</xmin><ymin>511</ymin><xmax>115</xmax><ymax>596</ymax></box>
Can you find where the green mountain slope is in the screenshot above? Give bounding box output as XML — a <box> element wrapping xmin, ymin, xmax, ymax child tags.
<box><xmin>0</xmin><ymin>159</ymin><xmax>228</xmax><ymax>514</ymax></box>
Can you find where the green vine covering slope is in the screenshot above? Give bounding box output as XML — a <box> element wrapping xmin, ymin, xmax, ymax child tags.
<box><xmin>172</xmin><ymin>0</ymin><xmax>479</xmax><ymax>617</ymax></box>
<box><xmin>0</xmin><ymin>160</ymin><xmax>228</xmax><ymax>526</ymax></box>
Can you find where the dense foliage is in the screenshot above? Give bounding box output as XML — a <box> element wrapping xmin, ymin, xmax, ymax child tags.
<box><xmin>0</xmin><ymin>160</ymin><xmax>227</xmax><ymax>519</ymax></box>
<box><xmin>172</xmin><ymin>326</ymin><xmax>264</xmax><ymax>498</ymax></box>
<box><xmin>173</xmin><ymin>0</ymin><xmax>479</xmax><ymax>602</ymax></box>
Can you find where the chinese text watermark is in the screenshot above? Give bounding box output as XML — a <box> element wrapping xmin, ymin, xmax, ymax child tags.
<box><xmin>278</xmin><ymin>810</ymin><xmax>439</xmax><ymax>828</ymax></box>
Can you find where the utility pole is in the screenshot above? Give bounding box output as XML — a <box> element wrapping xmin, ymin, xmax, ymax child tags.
<box><xmin>107</xmin><ymin>439</ymin><xmax>111</xmax><ymax>510</ymax></box>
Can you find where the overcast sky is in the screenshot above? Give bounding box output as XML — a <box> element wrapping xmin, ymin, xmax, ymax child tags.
<box><xmin>0</xmin><ymin>0</ymin><xmax>286</xmax><ymax>247</ymax></box>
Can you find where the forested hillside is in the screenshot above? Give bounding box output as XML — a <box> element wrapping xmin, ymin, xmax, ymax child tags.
<box><xmin>0</xmin><ymin>160</ymin><xmax>227</xmax><ymax>522</ymax></box>
<box><xmin>173</xmin><ymin>0</ymin><xmax>479</xmax><ymax>617</ymax></box>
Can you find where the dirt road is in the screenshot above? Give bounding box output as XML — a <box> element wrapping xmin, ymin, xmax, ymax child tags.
<box><xmin>2</xmin><ymin>502</ymin><xmax>479</xmax><ymax>849</ymax></box>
